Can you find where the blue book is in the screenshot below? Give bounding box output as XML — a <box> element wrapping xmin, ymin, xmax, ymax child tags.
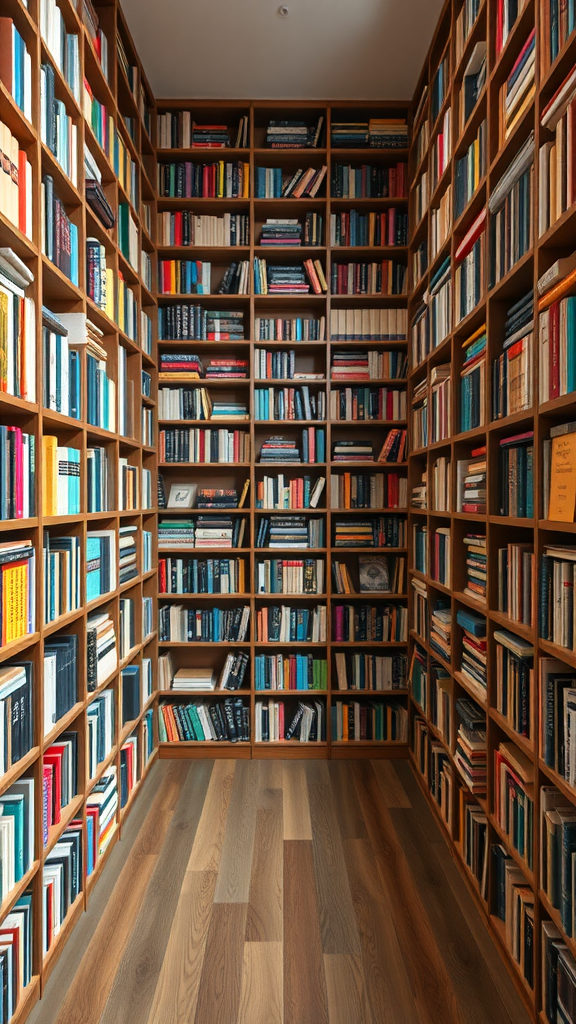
<box><xmin>566</xmin><ymin>296</ymin><xmax>576</xmax><ymax>394</ymax></box>
<box><xmin>456</xmin><ymin>608</ymin><xmax>485</xmax><ymax>636</ymax></box>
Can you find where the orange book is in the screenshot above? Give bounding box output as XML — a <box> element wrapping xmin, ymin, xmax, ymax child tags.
<box><xmin>539</xmin><ymin>267</ymin><xmax>576</xmax><ymax>310</ymax></box>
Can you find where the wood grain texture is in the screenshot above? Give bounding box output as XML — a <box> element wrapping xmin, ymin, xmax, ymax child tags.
<box><xmin>29</xmin><ymin>759</ymin><xmax>532</xmax><ymax>1024</ymax></box>
<box><xmin>351</xmin><ymin>761</ymin><xmax>464</xmax><ymax>1024</ymax></box>
<box><xmin>145</xmin><ymin>870</ymin><xmax>216</xmax><ymax>1024</ymax></box>
<box><xmin>307</xmin><ymin>768</ymin><xmax>361</xmax><ymax>956</ymax></box>
<box><xmin>237</xmin><ymin>942</ymin><xmax>283</xmax><ymax>1024</ymax></box>
<box><xmin>98</xmin><ymin>761</ymin><xmax>213</xmax><ymax>1024</ymax></box>
<box><xmin>213</xmin><ymin>760</ymin><xmax>259</xmax><ymax>903</ymax></box>
<box><xmin>245</xmin><ymin>789</ymin><xmax>283</xmax><ymax>942</ymax></box>
<box><xmin>371</xmin><ymin>760</ymin><xmax>411</xmax><ymax>809</ymax></box>
<box><xmin>284</xmin><ymin>841</ymin><xmax>329</xmax><ymax>1024</ymax></box>
<box><xmin>324</xmin><ymin>954</ymin><xmax>374</xmax><ymax>1024</ymax></box>
<box><xmin>343</xmin><ymin>837</ymin><xmax>420</xmax><ymax>1024</ymax></box>
<box><xmin>187</xmin><ymin>759</ymin><xmax>236</xmax><ymax>872</ymax></box>
<box><xmin>46</xmin><ymin>763</ymin><xmax>187</xmax><ymax>1024</ymax></box>
<box><xmin>282</xmin><ymin>761</ymin><xmax>312</xmax><ymax>840</ymax></box>
<box><xmin>194</xmin><ymin>903</ymin><xmax>247</xmax><ymax>1024</ymax></box>
<box><xmin>391</xmin><ymin>807</ymin><xmax>521</xmax><ymax>1024</ymax></box>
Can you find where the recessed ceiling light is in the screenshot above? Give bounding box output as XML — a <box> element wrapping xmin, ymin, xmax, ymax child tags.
<box><xmin>278</xmin><ymin>5</ymin><xmax>289</xmax><ymax>16</ymax></box>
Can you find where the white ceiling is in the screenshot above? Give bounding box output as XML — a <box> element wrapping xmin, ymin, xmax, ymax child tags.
<box><xmin>122</xmin><ymin>0</ymin><xmax>444</xmax><ymax>101</ymax></box>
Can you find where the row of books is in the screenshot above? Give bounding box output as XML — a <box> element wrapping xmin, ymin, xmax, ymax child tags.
<box><xmin>158</xmin><ymin>427</ymin><xmax>249</xmax><ymax>464</ymax></box>
<box><xmin>333</xmin><ymin>604</ymin><xmax>407</xmax><ymax>643</ymax></box>
<box><xmin>0</xmin><ymin>117</ymin><xmax>33</xmax><ymax>239</ymax></box>
<box><xmin>329</xmin><ymin>209</ymin><xmax>408</xmax><ymax>247</ymax></box>
<box><xmin>332</xmin><ymin>700</ymin><xmax>407</xmax><ymax>742</ymax></box>
<box><xmin>330</xmin><ymin>260</ymin><xmax>407</xmax><ymax>296</ymax></box>
<box><xmin>158</xmin><ymin>160</ymin><xmax>249</xmax><ymax>199</ymax></box>
<box><xmin>156</xmin><ymin>112</ymin><xmax>248</xmax><ymax>149</ymax></box>
<box><xmin>158</xmin><ymin>698</ymin><xmax>249</xmax><ymax>742</ymax></box>
<box><xmin>253</xmin><ymin>165</ymin><xmax>326</xmax><ymax>199</ymax></box>
<box><xmin>157</xmin><ymin>211</ymin><xmax>250</xmax><ymax>247</ymax></box>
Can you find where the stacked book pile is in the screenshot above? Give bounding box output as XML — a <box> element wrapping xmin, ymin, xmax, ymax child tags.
<box><xmin>158</xmin><ymin>519</ymin><xmax>195</xmax><ymax>550</ymax></box>
<box><xmin>191</xmin><ymin>123</ymin><xmax>230</xmax><ymax>147</ymax></box>
<box><xmin>331</xmin><ymin>348</ymin><xmax>407</xmax><ymax>380</ymax></box>
<box><xmin>454</xmin><ymin>697</ymin><xmax>486</xmax><ymax>794</ymax></box>
<box><xmin>430</xmin><ymin>605</ymin><xmax>451</xmax><ymax>661</ymax></box>
<box><xmin>197</xmin><ymin>484</ymin><xmax>249</xmax><ymax>509</ymax></box>
<box><xmin>254</xmin><ymin>260</ymin><xmax>309</xmax><ymax>294</ymax></box>
<box><xmin>160</xmin><ymin>352</ymin><xmax>203</xmax><ymax>379</ymax></box>
<box><xmin>457</xmin><ymin>446</ymin><xmax>486</xmax><ymax>513</ymax></box>
<box><xmin>210</xmin><ymin>401</ymin><xmax>248</xmax><ymax>420</ymax></box>
<box><xmin>194</xmin><ymin>516</ymin><xmax>246</xmax><ymax>549</ymax></box>
<box><xmin>260</xmin><ymin>219</ymin><xmax>302</xmax><ymax>246</ymax></box>
<box><xmin>333</xmin><ymin>516</ymin><xmax>404</xmax><ymax>547</ymax></box>
<box><xmin>266</xmin><ymin>117</ymin><xmax>323</xmax><ymax>148</ymax></box>
<box><xmin>457</xmin><ymin>608</ymin><xmax>487</xmax><ymax>699</ymax></box>
<box><xmin>369</xmin><ymin>117</ymin><xmax>409</xmax><ymax>148</ymax></box>
<box><xmin>205</xmin><ymin>358</ymin><xmax>248</xmax><ymax>380</ymax></box>
<box><xmin>256</xmin><ymin>515</ymin><xmax>323</xmax><ymax>549</ymax></box>
<box><xmin>259</xmin><ymin>436</ymin><xmax>300</xmax><ymax>463</ymax></box>
<box><xmin>331</xmin><ymin>121</ymin><xmax>369</xmax><ymax>147</ymax></box>
<box><xmin>463</xmin><ymin>534</ymin><xmax>487</xmax><ymax>600</ymax></box>
<box><xmin>171</xmin><ymin>667</ymin><xmax>217</xmax><ymax>691</ymax></box>
<box><xmin>332</xmin><ymin>440</ymin><xmax>373</xmax><ymax>462</ymax></box>
<box><xmin>119</xmin><ymin>526</ymin><xmax>138</xmax><ymax>585</ymax></box>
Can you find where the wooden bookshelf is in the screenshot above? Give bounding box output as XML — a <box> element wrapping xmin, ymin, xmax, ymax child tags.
<box><xmin>0</xmin><ymin>0</ymin><xmax>157</xmax><ymax>1015</ymax></box>
<box><xmin>407</xmin><ymin>0</ymin><xmax>576</xmax><ymax>1020</ymax></box>
<box><xmin>154</xmin><ymin>98</ymin><xmax>411</xmax><ymax>759</ymax></box>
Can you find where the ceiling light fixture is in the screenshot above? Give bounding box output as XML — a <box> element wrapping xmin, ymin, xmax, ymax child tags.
<box><xmin>278</xmin><ymin>5</ymin><xmax>289</xmax><ymax>16</ymax></box>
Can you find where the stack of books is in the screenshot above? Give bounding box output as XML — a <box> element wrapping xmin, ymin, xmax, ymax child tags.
<box><xmin>457</xmin><ymin>447</ymin><xmax>486</xmax><ymax>513</ymax></box>
<box><xmin>332</xmin><ymin>439</ymin><xmax>373</xmax><ymax>462</ymax></box>
<box><xmin>266</xmin><ymin>117</ymin><xmax>323</xmax><ymax>148</ymax></box>
<box><xmin>259</xmin><ymin>436</ymin><xmax>300</xmax><ymax>463</ymax></box>
<box><xmin>457</xmin><ymin>608</ymin><xmax>487</xmax><ymax>698</ymax></box>
<box><xmin>210</xmin><ymin>401</ymin><xmax>248</xmax><ymax>420</ymax></box>
<box><xmin>195</xmin><ymin>516</ymin><xmax>245</xmax><ymax>548</ymax></box>
<box><xmin>160</xmin><ymin>352</ymin><xmax>203</xmax><ymax>378</ymax></box>
<box><xmin>334</xmin><ymin>515</ymin><xmax>405</xmax><ymax>548</ymax></box>
<box><xmin>259</xmin><ymin>219</ymin><xmax>302</xmax><ymax>246</ymax></box>
<box><xmin>330</xmin><ymin>348</ymin><xmax>407</xmax><ymax>380</ymax></box>
<box><xmin>256</xmin><ymin>515</ymin><xmax>323</xmax><ymax>549</ymax></box>
<box><xmin>169</xmin><ymin>666</ymin><xmax>219</xmax><ymax>692</ymax></box>
<box><xmin>198</xmin><ymin>484</ymin><xmax>248</xmax><ymax>509</ymax></box>
<box><xmin>430</xmin><ymin>605</ymin><xmax>451</xmax><ymax>662</ymax></box>
<box><xmin>330</xmin><ymin>121</ymin><xmax>370</xmax><ymax>147</ymax></box>
<box><xmin>454</xmin><ymin>697</ymin><xmax>486</xmax><ymax>794</ymax></box>
<box><xmin>463</xmin><ymin>534</ymin><xmax>487</xmax><ymax>600</ymax></box>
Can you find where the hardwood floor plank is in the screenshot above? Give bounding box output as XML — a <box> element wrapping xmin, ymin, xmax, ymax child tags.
<box><xmin>307</xmin><ymin>769</ymin><xmax>361</xmax><ymax>956</ymax></box>
<box><xmin>36</xmin><ymin>762</ymin><xmax>187</xmax><ymax>1024</ymax></box>
<box><xmin>98</xmin><ymin>760</ymin><xmax>213</xmax><ymax>1024</ymax></box>
<box><xmin>188</xmin><ymin>759</ymin><xmax>236</xmax><ymax>872</ymax></box>
<box><xmin>194</xmin><ymin>903</ymin><xmax>247</xmax><ymax>1024</ymax></box>
<box><xmin>343</xmin><ymin>837</ymin><xmax>420</xmax><ymax>1024</ymax></box>
<box><xmin>237</xmin><ymin>942</ymin><xmax>283</xmax><ymax>1024</ymax></box>
<box><xmin>245</xmin><ymin>789</ymin><xmax>283</xmax><ymax>942</ymax></box>
<box><xmin>391</xmin><ymin>806</ymin><xmax>527</xmax><ymax>1024</ymax></box>
<box><xmin>282</xmin><ymin>762</ymin><xmax>312</xmax><ymax>840</ymax></box>
<box><xmin>324</xmin><ymin>954</ymin><xmax>374</xmax><ymax>1024</ymax></box>
<box><xmin>370</xmin><ymin>759</ymin><xmax>411</xmax><ymax>809</ymax></box>
<box><xmin>214</xmin><ymin>761</ymin><xmax>260</xmax><ymax>904</ymax></box>
<box><xmin>284</xmin><ymin>841</ymin><xmax>329</xmax><ymax>1024</ymax></box>
<box><xmin>146</xmin><ymin>870</ymin><xmax>217</xmax><ymax>1024</ymax></box>
<box><xmin>428</xmin><ymin>825</ymin><xmax>531</xmax><ymax>1024</ymax></box>
<box><xmin>259</xmin><ymin>760</ymin><xmax>283</xmax><ymax>790</ymax></box>
<box><xmin>327</xmin><ymin>761</ymin><xmax>368</xmax><ymax>839</ymax></box>
<box><xmin>351</xmin><ymin>761</ymin><xmax>464</xmax><ymax>1024</ymax></box>
<box><xmin>391</xmin><ymin>760</ymin><xmax>441</xmax><ymax>840</ymax></box>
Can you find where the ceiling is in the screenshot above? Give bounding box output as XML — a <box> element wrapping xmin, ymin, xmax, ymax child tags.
<box><xmin>121</xmin><ymin>0</ymin><xmax>444</xmax><ymax>101</ymax></box>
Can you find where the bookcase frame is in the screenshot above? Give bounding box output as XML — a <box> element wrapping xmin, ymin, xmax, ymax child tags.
<box><xmin>154</xmin><ymin>97</ymin><xmax>412</xmax><ymax>761</ymax></box>
<box><xmin>0</xmin><ymin>0</ymin><xmax>158</xmax><ymax>1015</ymax></box>
<box><xmin>407</xmin><ymin>0</ymin><xmax>576</xmax><ymax>1020</ymax></box>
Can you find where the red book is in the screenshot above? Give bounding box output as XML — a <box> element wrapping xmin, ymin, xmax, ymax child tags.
<box><xmin>44</xmin><ymin>750</ymin><xmax>63</xmax><ymax>825</ymax></box>
<box><xmin>550</xmin><ymin>300</ymin><xmax>560</xmax><ymax>399</ymax></box>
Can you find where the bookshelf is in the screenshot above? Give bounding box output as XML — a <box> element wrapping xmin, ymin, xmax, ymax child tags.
<box><xmin>154</xmin><ymin>99</ymin><xmax>411</xmax><ymax>759</ymax></box>
<box><xmin>0</xmin><ymin>0</ymin><xmax>157</xmax><ymax>1016</ymax></box>
<box><xmin>408</xmin><ymin>0</ymin><xmax>576</xmax><ymax>1020</ymax></box>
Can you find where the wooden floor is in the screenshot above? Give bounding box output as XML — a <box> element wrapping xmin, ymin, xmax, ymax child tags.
<box><xmin>29</xmin><ymin>759</ymin><xmax>531</xmax><ymax>1024</ymax></box>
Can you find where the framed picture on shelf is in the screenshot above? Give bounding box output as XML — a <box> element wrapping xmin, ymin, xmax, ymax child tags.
<box><xmin>168</xmin><ymin>483</ymin><xmax>197</xmax><ymax>508</ymax></box>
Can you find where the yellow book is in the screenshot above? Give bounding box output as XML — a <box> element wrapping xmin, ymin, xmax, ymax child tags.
<box><xmin>105</xmin><ymin>268</ymin><xmax>115</xmax><ymax>321</ymax></box>
<box><xmin>462</xmin><ymin>323</ymin><xmax>487</xmax><ymax>348</ymax></box>
<box><xmin>548</xmin><ymin>434</ymin><xmax>576</xmax><ymax>522</ymax></box>
<box><xmin>42</xmin><ymin>435</ymin><xmax>58</xmax><ymax>516</ymax></box>
<box><xmin>239</xmin><ymin>559</ymin><xmax>245</xmax><ymax>594</ymax></box>
<box><xmin>243</xmin><ymin>163</ymin><xmax>250</xmax><ymax>199</ymax></box>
